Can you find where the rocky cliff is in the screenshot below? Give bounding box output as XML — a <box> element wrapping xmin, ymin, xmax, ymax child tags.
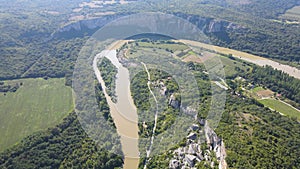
<box><xmin>54</xmin><ymin>14</ymin><xmax>126</xmax><ymax>38</ymax></box>
<box><xmin>55</xmin><ymin>12</ymin><xmax>242</xmax><ymax>39</ymax></box>
<box><xmin>205</xmin><ymin>123</ymin><xmax>228</xmax><ymax>169</ymax></box>
<box><xmin>172</xmin><ymin>12</ymin><xmax>243</xmax><ymax>33</ymax></box>
<box><xmin>169</xmin><ymin>119</ymin><xmax>227</xmax><ymax>169</ymax></box>
<box><xmin>57</xmin><ymin>15</ymin><xmax>122</xmax><ymax>33</ymax></box>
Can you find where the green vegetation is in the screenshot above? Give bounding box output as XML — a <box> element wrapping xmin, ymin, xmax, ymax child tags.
<box><xmin>1</xmin><ymin>39</ymin><xmax>300</xmax><ymax>168</ymax></box>
<box><xmin>0</xmin><ymin>81</ymin><xmax>20</xmax><ymax>93</ymax></box>
<box><xmin>1</xmin><ymin>1</ymin><xmax>300</xmax><ymax>168</ymax></box>
<box><xmin>230</xmin><ymin>64</ymin><xmax>300</xmax><ymax>120</ymax></box>
<box><xmin>95</xmin><ymin>82</ymin><xmax>114</xmax><ymax>126</ymax></box>
<box><xmin>131</xmin><ymin>68</ymin><xmax>180</xmax><ymax>137</ymax></box>
<box><xmin>0</xmin><ymin>78</ymin><xmax>73</xmax><ymax>152</ymax></box>
<box><xmin>247</xmin><ymin>65</ymin><xmax>300</xmax><ymax>108</ymax></box>
<box><xmin>130</xmin><ymin>71</ymin><xmax>151</xmax><ymax>111</ymax></box>
<box><xmin>139</xmin><ymin>61</ymin><xmax>300</xmax><ymax>169</ymax></box>
<box><xmin>98</xmin><ymin>57</ymin><xmax>118</xmax><ymax>102</ymax></box>
<box><xmin>0</xmin><ymin>113</ymin><xmax>123</xmax><ymax>168</ymax></box>
<box><xmin>247</xmin><ymin>86</ymin><xmax>271</xmax><ymax>99</ymax></box>
<box><xmin>126</xmin><ymin>40</ymin><xmax>188</xmax><ymax>137</ymax></box>
<box><xmin>252</xmin><ymin>86</ymin><xmax>265</xmax><ymax>93</ymax></box>
<box><xmin>259</xmin><ymin>99</ymin><xmax>300</xmax><ymax>120</ymax></box>
<box><xmin>135</xmin><ymin>40</ymin><xmax>189</xmax><ymax>53</ymax></box>
<box><xmin>146</xmin><ymin>0</ymin><xmax>300</xmax><ymax>62</ymax></box>
<box><xmin>1</xmin><ymin>0</ymin><xmax>299</xmax><ymax>83</ymax></box>
<box><xmin>218</xmin><ymin>55</ymin><xmax>251</xmax><ymax>78</ymax></box>
<box><xmin>216</xmin><ymin>96</ymin><xmax>300</xmax><ymax>169</ymax></box>
<box><xmin>0</xmin><ymin>0</ymin><xmax>87</xmax><ymax>81</ymax></box>
<box><xmin>231</xmin><ymin>0</ymin><xmax>299</xmax><ymax>18</ymax></box>
<box><xmin>126</xmin><ymin>40</ymin><xmax>300</xmax><ymax>168</ymax></box>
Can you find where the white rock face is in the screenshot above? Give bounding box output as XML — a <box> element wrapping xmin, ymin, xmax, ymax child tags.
<box><xmin>204</xmin><ymin>124</ymin><xmax>228</xmax><ymax>169</ymax></box>
<box><xmin>170</xmin><ymin>120</ymin><xmax>228</xmax><ymax>169</ymax></box>
<box><xmin>57</xmin><ymin>14</ymin><xmax>123</xmax><ymax>33</ymax></box>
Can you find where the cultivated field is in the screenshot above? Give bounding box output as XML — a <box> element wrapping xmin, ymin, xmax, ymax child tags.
<box><xmin>259</xmin><ymin>99</ymin><xmax>300</xmax><ymax>120</ymax></box>
<box><xmin>218</xmin><ymin>55</ymin><xmax>251</xmax><ymax>77</ymax></box>
<box><xmin>177</xmin><ymin>40</ymin><xmax>300</xmax><ymax>79</ymax></box>
<box><xmin>126</xmin><ymin>40</ymin><xmax>251</xmax><ymax>78</ymax></box>
<box><xmin>176</xmin><ymin>39</ymin><xmax>265</xmax><ymax>61</ymax></box>
<box><xmin>252</xmin><ymin>86</ymin><xmax>265</xmax><ymax>93</ymax></box>
<box><xmin>136</xmin><ymin>41</ymin><xmax>189</xmax><ymax>52</ymax></box>
<box><xmin>0</xmin><ymin>78</ymin><xmax>73</xmax><ymax>152</ymax></box>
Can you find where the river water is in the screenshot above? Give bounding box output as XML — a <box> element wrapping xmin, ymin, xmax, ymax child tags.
<box><xmin>179</xmin><ymin>40</ymin><xmax>300</xmax><ymax>80</ymax></box>
<box><xmin>93</xmin><ymin>50</ymin><xmax>139</xmax><ymax>169</ymax></box>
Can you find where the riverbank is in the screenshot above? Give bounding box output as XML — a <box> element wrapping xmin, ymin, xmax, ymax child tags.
<box><xmin>177</xmin><ymin>40</ymin><xmax>300</xmax><ymax>80</ymax></box>
<box><xmin>93</xmin><ymin>50</ymin><xmax>139</xmax><ymax>169</ymax></box>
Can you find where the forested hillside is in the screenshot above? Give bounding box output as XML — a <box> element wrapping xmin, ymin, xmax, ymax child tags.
<box><xmin>0</xmin><ymin>0</ymin><xmax>300</xmax><ymax>169</ymax></box>
<box><xmin>0</xmin><ymin>0</ymin><xmax>300</xmax><ymax>81</ymax></box>
<box><xmin>125</xmin><ymin>40</ymin><xmax>300</xmax><ymax>168</ymax></box>
<box><xmin>0</xmin><ymin>113</ymin><xmax>123</xmax><ymax>169</ymax></box>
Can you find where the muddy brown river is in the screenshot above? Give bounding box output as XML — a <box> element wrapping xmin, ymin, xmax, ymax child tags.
<box><xmin>93</xmin><ymin>50</ymin><xmax>139</xmax><ymax>169</ymax></box>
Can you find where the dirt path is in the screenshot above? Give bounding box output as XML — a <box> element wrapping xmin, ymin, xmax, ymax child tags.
<box><xmin>141</xmin><ymin>62</ymin><xmax>159</xmax><ymax>169</ymax></box>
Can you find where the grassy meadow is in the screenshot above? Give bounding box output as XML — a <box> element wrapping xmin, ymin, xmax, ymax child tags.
<box><xmin>252</xmin><ymin>86</ymin><xmax>265</xmax><ymax>93</ymax></box>
<box><xmin>259</xmin><ymin>99</ymin><xmax>300</xmax><ymax>120</ymax></box>
<box><xmin>136</xmin><ymin>41</ymin><xmax>189</xmax><ymax>52</ymax></box>
<box><xmin>0</xmin><ymin>78</ymin><xmax>73</xmax><ymax>152</ymax></box>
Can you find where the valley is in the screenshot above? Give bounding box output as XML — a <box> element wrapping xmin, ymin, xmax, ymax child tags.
<box><xmin>0</xmin><ymin>0</ymin><xmax>300</xmax><ymax>168</ymax></box>
<box><xmin>106</xmin><ymin>39</ymin><xmax>299</xmax><ymax>168</ymax></box>
<box><xmin>94</xmin><ymin>50</ymin><xmax>139</xmax><ymax>169</ymax></box>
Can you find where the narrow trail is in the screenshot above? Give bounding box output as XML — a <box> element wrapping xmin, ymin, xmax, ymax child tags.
<box><xmin>141</xmin><ymin>62</ymin><xmax>159</xmax><ymax>169</ymax></box>
<box><xmin>21</xmin><ymin>52</ymin><xmax>49</xmax><ymax>78</ymax></box>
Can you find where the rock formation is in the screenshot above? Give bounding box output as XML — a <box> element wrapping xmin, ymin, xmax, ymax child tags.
<box><xmin>169</xmin><ymin>120</ymin><xmax>228</xmax><ymax>169</ymax></box>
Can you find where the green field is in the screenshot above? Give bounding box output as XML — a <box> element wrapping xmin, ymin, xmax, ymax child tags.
<box><xmin>0</xmin><ymin>78</ymin><xmax>73</xmax><ymax>152</ymax></box>
<box><xmin>136</xmin><ymin>41</ymin><xmax>189</xmax><ymax>52</ymax></box>
<box><xmin>219</xmin><ymin>55</ymin><xmax>251</xmax><ymax>77</ymax></box>
<box><xmin>252</xmin><ymin>86</ymin><xmax>265</xmax><ymax>93</ymax></box>
<box><xmin>129</xmin><ymin>40</ymin><xmax>250</xmax><ymax>78</ymax></box>
<box><xmin>259</xmin><ymin>99</ymin><xmax>300</xmax><ymax>120</ymax></box>
<box><xmin>280</xmin><ymin>6</ymin><xmax>300</xmax><ymax>21</ymax></box>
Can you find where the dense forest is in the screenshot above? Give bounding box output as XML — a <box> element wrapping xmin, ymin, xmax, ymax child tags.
<box><xmin>131</xmin><ymin>59</ymin><xmax>300</xmax><ymax>169</ymax></box>
<box><xmin>0</xmin><ymin>0</ymin><xmax>300</xmax><ymax>81</ymax></box>
<box><xmin>231</xmin><ymin>0</ymin><xmax>300</xmax><ymax>18</ymax></box>
<box><xmin>146</xmin><ymin>95</ymin><xmax>300</xmax><ymax>169</ymax></box>
<box><xmin>1</xmin><ymin>0</ymin><xmax>300</xmax><ymax>169</ymax></box>
<box><xmin>248</xmin><ymin>66</ymin><xmax>300</xmax><ymax>104</ymax></box>
<box><xmin>1</xmin><ymin>40</ymin><xmax>300</xmax><ymax>169</ymax></box>
<box><xmin>225</xmin><ymin>63</ymin><xmax>300</xmax><ymax>109</ymax></box>
<box><xmin>98</xmin><ymin>57</ymin><xmax>118</xmax><ymax>102</ymax></box>
<box><xmin>216</xmin><ymin>96</ymin><xmax>300</xmax><ymax>169</ymax></box>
